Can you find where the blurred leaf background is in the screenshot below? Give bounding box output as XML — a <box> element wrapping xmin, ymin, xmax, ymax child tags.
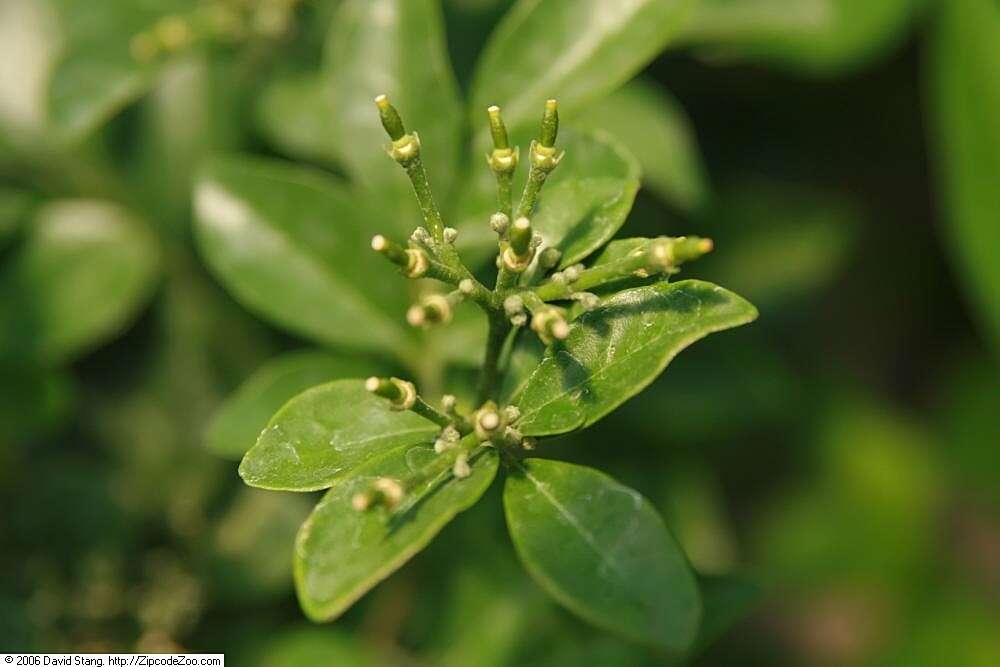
<box><xmin>1</xmin><ymin>0</ymin><xmax>998</xmax><ymax>664</ymax></box>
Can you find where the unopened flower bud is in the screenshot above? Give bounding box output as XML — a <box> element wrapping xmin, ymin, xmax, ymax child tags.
<box><xmin>474</xmin><ymin>402</ymin><xmax>507</xmax><ymax>441</ymax></box>
<box><xmin>531</xmin><ymin>307</ymin><xmax>570</xmax><ymax>344</ymax></box>
<box><xmin>490</xmin><ymin>212</ymin><xmax>510</xmax><ymax>236</ymax></box>
<box><xmin>563</xmin><ymin>264</ymin><xmax>584</xmax><ymax>282</ymax></box>
<box><xmin>365</xmin><ymin>376</ymin><xmax>416</xmax><ymax>410</ymax></box>
<box><xmin>538</xmin><ymin>247</ymin><xmax>562</xmax><ymax>270</ymax></box>
<box><xmin>504</xmin><ymin>295</ymin><xmax>525</xmax><ymax>317</ymax></box>
<box><xmin>406</xmin><ymin>294</ymin><xmax>454</xmax><ymax>328</ymax></box>
<box><xmin>573</xmin><ymin>292</ymin><xmax>600</xmax><ymax>311</ymax></box>
<box><xmin>453</xmin><ymin>452</ymin><xmax>471</xmax><ymax>479</ymax></box>
<box><xmin>444</xmin><ymin>227</ymin><xmax>458</xmax><ymax>243</ymax></box>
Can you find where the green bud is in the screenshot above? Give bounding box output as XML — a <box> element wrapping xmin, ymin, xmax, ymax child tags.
<box><xmin>474</xmin><ymin>402</ymin><xmax>507</xmax><ymax>441</ymax></box>
<box><xmin>509</xmin><ymin>217</ymin><xmax>533</xmax><ymax>257</ymax></box>
<box><xmin>406</xmin><ymin>294</ymin><xmax>454</xmax><ymax>328</ymax></box>
<box><xmin>487</xmin><ymin>105</ymin><xmax>509</xmax><ymax>150</ymax></box>
<box><xmin>538</xmin><ymin>246</ymin><xmax>562</xmax><ymax>270</ymax></box>
<box><xmin>365</xmin><ymin>376</ymin><xmax>416</xmax><ymax>410</ymax></box>
<box><xmin>374</xmin><ymin>94</ymin><xmax>406</xmax><ymax>141</ymax></box>
<box><xmin>372</xmin><ymin>234</ymin><xmax>427</xmax><ymax>278</ymax></box>
<box><xmin>540</xmin><ymin>99</ymin><xmax>559</xmax><ymax>148</ymax></box>
<box><xmin>531</xmin><ymin>307</ymin><xmax>570</xmax><ymax>344</ymax></box>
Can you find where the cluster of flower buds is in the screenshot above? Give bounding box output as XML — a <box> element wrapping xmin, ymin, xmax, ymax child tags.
<box><xmin>130</xmin><ymin>0</ymin><xmax>300</xmax><ymax>63</ymax></box>
<box><xmin>355</xmin><ymin>376</ymin><xmax>536</xmax><ymax>512</ymax></box>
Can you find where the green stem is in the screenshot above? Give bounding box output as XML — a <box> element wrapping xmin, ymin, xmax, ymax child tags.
<box><xmin>411</xmin><ymin>397</ymin><xmax>452</xmax><ymax>428</ymax></box>
<box><xmin>534</xmin><ymin>253</ymin><xmax>645</xmax><ymax>301</ymax></box>
<box><xmin>478</xmin><ymin>313</ymin><xmax>511</xmax><ymax>402</ymax></box>
<box><xmin>514</xmin><ymin>165</ymin><xmax>547</xmax><ymax>221</ymax></box>
<box><xmin>496</xmin><ymin>171</ymin><xmax>513</xmax><ymax>220</ymax></box>
<box><xmin>405</xmin><ymin>157</ymin><xmax>446</xmax><ymax>242</ymax></box>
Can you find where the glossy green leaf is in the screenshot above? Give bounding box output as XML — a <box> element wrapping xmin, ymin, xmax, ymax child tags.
<box><xmin>47</xmin><ymin>0</ymin><xmax>196</xmax><ymax>141</ymax></box>
<box><xmin>453</xmin><ymin>129</ymin><xmax>640</xmax><ymax>267</ymax></box>
<box><xmin>255</xmin><ymin>69</ymin><xmax>341</xmax><ymax>166</ymax></box>
<box><xmin>206</xmin><ymin>350</ymin><xmax>385</xmax><ymax>460</ymax></box>
<box><xmin>513</xmin><ymin>280</ymin><xmax>757</xmax><ymax>436</ymax></box>
<box><xmin>295</xmin><ymin>441</ymin><xmax>499</xmax><ymax>621</ymax></box>
<box><xmin>504</xmin><ymin>458</ymin><xmax>701</xmax><ymax>652</ymax></box>
<box><xmin>0</xmin><ymin>0</ymin><xmax>61</xmax><ymax>145</ymax></box>
<box><xmin>239</xmin><ymin>379</ymin><xmax>439</xmax><ymax>492</ymax></box>
<box><xmin>681</xmin><ymin>0</ymin><xmax>924</xmax><ymax>76</ymax></box>
<box><xmin>574</xmin><ymin>79</ymin><xmax>707</xmax><ymax>212</ymax></box>
<box><xmin>325</xmin><ymin>0</ymin><xmax>462</xmax><ymax>205</ymax></box>
<box><xmin>929</xmin><ymin>0</ymin><xmax>1000</xmax><ymax>354</ymax></box>
<box><xmin>193</xmin><ymin>155</ymin><xmax>412</xmax><ymax>355</ymax></box>
<box><xmin>470</xmin><ymin>0</ymin><xmax>698</xmax><ymax>138</ymax></box>
<box><xmin>0</xmin><ymin>199</ymin><xmax>160</xmax><ymax>365</ymax></box>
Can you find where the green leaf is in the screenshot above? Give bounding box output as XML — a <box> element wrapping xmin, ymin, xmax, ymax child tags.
<box><xmin>295</xmin><ymin>441</ymin><xmax>498</xmax><ymax>621</ymax></box>
<box><xmin>513</xmin><ymin>280</ymin><xmax>757</xmax><ymax>436</ymax></box>
<box><xmin>533</xmin><ymin>133</ymin><xmax>640</xmax><ymax>269</ymax></box>
<box><xmin>503</xmin><ymin>458</ymin><xmax>701</xmax><ymax>652</ymax></box>
<box><xmin>929</xmin><ymin>0</ymin><xmax>1000</xmax><ymax>355</ymax></box>
<box><xmin>0</xmin><ymin>199</ymin><xmax>160</xmax><ymax>365</ymax></box>
<box><xmin>193</xmin><ymin>155</ymin><xmax>412</xmax><ymax>355</ymax></box>
<box><xmin>239</xmin><ymin>379</ymin><xmax>440</xmax><ymax>492</ymax></box>
<box><xmin>325</xmin><ymin>0</ymin><xmax>462</xmax><ymax>207</ymax></box>
<box><xmin>206</xmin><ymin>350</ymin><xmax>387</xmax><ymax>460</ymax></box>
<box><xmin>469</xmin><ymin>0</ymin><xmax>698</xmax><ymax>138</ymax></box>
<box><xmin>0</xmin><ymin>0</ymin><xmax>61</xmax><ymax>145</ymax></box>
<box><xmin>47</xmin><ymin>0</ymin><xmax>196</xmax><ymax>141</ymax></box>
<box><xmin>681</xmin><ymin>0</ymin><xmax>924</xmax><ymax>76</ymax></box>
<box><xmin>453</xmin><ymin>129</ymin><xmax>640</xmax><ymax>267</ymax></box>
<box><xmin>573</xmin><ymin>79</ymin><xmax>707</xmax><ymax>212</ymax></box>
<box><xmin>255</xmin><ymin>69</ymin><xmax>341</xmax><ymax>167</ymax></box>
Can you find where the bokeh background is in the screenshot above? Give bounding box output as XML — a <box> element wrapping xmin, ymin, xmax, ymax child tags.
<box><xmin>1</xmin><ymin>0</ymin><xmax>998</xmax><ymax>664</ymax></box>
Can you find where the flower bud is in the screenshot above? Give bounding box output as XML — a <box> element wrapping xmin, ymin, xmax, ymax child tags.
<box><xmin>531</xmin><ymin>307</ymin><xmax>570</xmax><ymax>344</ymax></box>
<box><xmin>365</xmin><ymin>377</ymin><xmax>416</xmax><ymax>411</ymax></box>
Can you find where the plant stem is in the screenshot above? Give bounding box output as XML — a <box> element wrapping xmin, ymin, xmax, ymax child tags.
<box><xmin>410</xmin><ymin>397</ymin><xmax>453</xmax><ymax>428</ymax></box>
<box><xmin>405</xmin><ymin>157</ymin><xmax>446</xmax><ymax>243</ymax></box>
<box><xmin>534</xmin><ymin>252</ymin><xmax>647</xmax><ymax>301</ymax></box>
<box><xmin>478</xmin><ymin>313</ymin><xmax>511</xmax><ymax>402</ymax></box>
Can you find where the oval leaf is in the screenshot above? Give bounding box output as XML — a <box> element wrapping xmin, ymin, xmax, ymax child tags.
<box><xmin>513</xmin><ymin>280</ymin><xmax>758</xmax><ymax>436</ymax></box>
<box><xmin>929</xmin><ymin>0</ymin><xmax>1000</xmax><ymax>354</ymax></box>
<box><xmin>255</xmin><ymin>69</ymin><xmax>341</xmax><ymax>166</ymax></box>
<box><xmin>470</xmin><ymin>0</ymin><xmax>698</xmax><ymax>138</ymax></box>
<box><xmin>574</xmin><ymin>79</ymin><xmax>707</xmax><ymax>212</ymax></box>
<box><xmin>504</xmin><ymin>458</ymin><xmax>701</xmax><ymax>652</ymax></box>
<box><xmin>325</xmin><ymin>0</ymin><xmax>462</xmax><ymax>210</ymax></box>
<box><xmin>295</xmin><ymin>442</ymin><xmax>499</xmax><ymax>621</ymax></box>
<box><xmin>207</xmin><ymin>350</ymin><xmax>389</xmax><ymax>460</ymax></box>
<box><xmin>680</xmin><ymin>0</ymin><xmax>923</xmax><ymax>76</ymax></box>
<box><xmin>0</xmin><ymin>199</ymin><xmax>160</xmax><ymax>365</ymax></box>
<box><xmin>47</xmin><ymin>0</ymin><xmax>196</xmax><ymax>141</ymax></box>
<box><xmin>193</xmin><ymin>155</ymin><xmax>411</xmax><ymax>355</ymax></box>
<box><xmin>239</xmin><ymin>379</ymin><xmax>439</xmax><ymax>491</ymax></box>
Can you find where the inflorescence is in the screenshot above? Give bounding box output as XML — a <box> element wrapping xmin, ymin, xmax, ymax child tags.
<box><xmin>354</xmin><ymin>95</ymin><xmax>714</xmax><ymax>512</ymax></box>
